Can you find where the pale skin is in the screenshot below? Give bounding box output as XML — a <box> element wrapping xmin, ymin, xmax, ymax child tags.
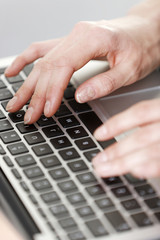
<box><xmin>5</xmin><ymin>0</ymin><xmax>160</xmax><ymax>179</ymax></box>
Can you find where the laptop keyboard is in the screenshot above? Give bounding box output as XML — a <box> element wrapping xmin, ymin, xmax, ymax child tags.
<box><xmin>0</xmin><ymin>64</ymin><xmax>160</xmax><ymax>240</ymax></box>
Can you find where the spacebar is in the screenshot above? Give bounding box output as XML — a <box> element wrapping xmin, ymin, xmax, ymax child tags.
<box><xmin>78</xmin><ymin>111</ymin><xmax>116</xmax><ymax>149</ymax></box>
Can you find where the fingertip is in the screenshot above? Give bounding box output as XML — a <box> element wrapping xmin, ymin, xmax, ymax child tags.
<box><xmin>93</xmin><ymin>124</ymin><xmax>108</xmax><ymax>140</ymax></box>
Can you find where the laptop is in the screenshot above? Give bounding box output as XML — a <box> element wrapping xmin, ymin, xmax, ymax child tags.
<box><xmin>0</xmin><ymin>56</ymin><xmax>160</xmax><ymax>240</ymax></box>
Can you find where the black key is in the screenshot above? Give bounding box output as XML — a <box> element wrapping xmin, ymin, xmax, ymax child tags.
<box><xmin>0</xmin><ymin>119</ymin><xmax>13</xmax><ymax>132</ymax></box>
<box><xmin>68</xmin><ymin>231</ymin><xmax>86</xmax><ymax>240</ymax></box>
<box><xmin>86</xmin><ymin>185</ymin><xmax>106</xmax><ymax>197</ymax></box>
<box><xmin>9</xmin><ymin>110</ymin><xmax>25</xmax><ymax>122</ymax></box>
<box><xmin>103</xmin><ymin>177</ymin><xmax>123</xmax><ymax>186</ymax></box>
<box><xmin>32</xmin><ymin>143</ymin><xmax>53</xmax><ymax>156</ymax></box>
<box><xmin>67</xmin><ymin>193</ymin><xmax>86</xmax><ymax>206</ymax></box>
<box><xmin>111</xmin><ymin>186</ymin><xmax>132</xmax><ymax>198</ymax></box>
<box><xmin>55</xmin><ymin>104</ymin><xmax>71</xmax><ymax>117</ymax></box>
<box><xmin>67</xmin><ymin>82</ymin><xmax>73</xmax><ymax>88</ymax></box>
<box><xmin>131</xmin><ymin>212</ymin><xmax>153</xmax><ymax>227</ymax></box>
<box><xmin>64</xmin><ymin>87</ymin><xmax>75</xmax><ymax>99</ymax></box>
<box><xmin>0</xmin><ymin>144</ymin><xmax>6</xmax><ymax>154</ymax></box>
<box><xmin>15</xmin><ymin>154</ymin><xmax>36</xmax><ymax>167</ymax></box>
<box><xmin>41</xmin><ymin>191</ymin><xmax>60</xmax><ymax>204</ymax></box>
<box><xmin>59</xmin><ymin>115</ymin><xmax>80</xmax><ymax>128</ymax></box>
<box><xmin>32</xmin><ymin>179</ymin><xmax>52</xmax><ymax>191</ymax></box>
<box><xmin>23</xmin><ymin>63</ymin><xmax>34</xmax><ymax>76</ymax></box>
<box><xmin>37</xmin><ymin>115</ymin><xmax>55</xmax><ymax>127</ymax></box>
<box><xmin>50</xmin><ymin>136</ymin><xmax>72</xmax><ymax>149</ymax></box>
<box><xmin>50</xmin><ymin>204</ymin><xmax>69</xmax><ymax>218</ymax></box>
<box><xmin>7</xmin><ymin>142</ymin><xmax>28</xmax><ymax>155</ymax></box>
<box><xmin>83</xmin><ymin>149</ymin><xmax>100</xmax><ymax>161</ymax></box>
<box><xmin>86</xmin><ymin>219</ymin><xmax>108</xmax><ymax>237</ymax></box>
<box><xmin>105</xmin><ymin>211</ymin><xmax>130</xmax><ymax>232</ymax></box>
<box><xmin>12</xmin><ymin>81</ymin><xmax>24</xmax><ymax>92</ymax></box>
<box><xmin>145</xmin><ymin>197</ymin><xmax>160</xmax><ymax>209</ymax></box>
<box><xmin>125</xmin><ymin>174</ymin><xmax>146</xmax><ymax>185</ymax></box>
<box><xmin>59</xmin><ymin>148</ymin><xmax>80</xmax><ymax>161</ymax></box>
<box><xmin>155</xmin><ymin>212</ymin><xmax>160</xmax><ymax>221</ymax></box>
<box><xmin>1</xmin><ymin>130</ymin><xmax>21</xmax><ymax>144</ymax></box>
<box><xmin>24</xmin><ymin>166</ymin><xmax>44</xmax><ymax>179</ymax></box>
<box><xmin>75</xmin><ymin>137</ymin><xmax>96</xmax><ymax>150</ymax></box>
<box><xmin>98</xmin><ymin>138</ymin><xmax>116</xmax><ymax>149</ymax></box>
<box><xmin>42</xmin><ymin>125</ymin><xmax>63</xmax><ymax>138</ymax></box>
<box><xmin>1</xmin><ymin>100</ymin><xmax>9</xmax><ymax>111</ymax></box>
<box><xmin>67</xmin><ymin>126</ymin><xmax>88</xmax><ymax>139</ymax></box>
<box><xmin>135</xmin><ymin>184</ymin><xmax>156</xmax><ymax>198</ymax></box>
<box><xmin>68</xmin><ymin>100</ymin><xmax>91</xmax><ymax>113</ymax></box>
<box><xmin>11</xmin><ymin>169</ymin><xmax>21</xmax><ymax>179</ymax></box>
<box><xmin>20</xmin><ymin>181</ymin><xmax>30</xmax><ymax>192</ymax></box>
<box><xmin>58</xmin><ymin>180</ymin><xmax>78</xmax><ymax>193</ymax></box>
<box><xmin>77</xmin><ymin>172</ymin><xmax>97</xmax><ymax>185</ymax></box>
<box><xmin>59</xmin><ymin>217</ymin><xmax>77</xmax><ymax>230</ymax></box>
<box><xmin>0</xmin><ymin>79</ymin><xmax>6</xmax><ymax>89</ymax></box>
<box><xmin>121</xmin><ymin>199</ymin><xmax>141</xmax><ymax>211</ymax></box>
<box><xmin>40</xmin><ymin>155</ymin><xmax>61</xmax><ymax>168</ymax></box>
<box><xmin>95</xmin><ymin>198</ymin><xmax>114</xmax><ymax>210</ymax></box>
<box><xmin>38</xmin><ymin>208</ymin><xmax>46</xmax><ymax>218</ymax></box>
<box><xmin>49</xmin><ymin>167</ymin><xmax>69</xmax><ymax>180</ymax></box>
<box><xmin>16</xmin><ymin>123</ymin><xmax>37</xmax><ymax>133</ymax></box>
<box><xmin>3</xmin><ymin>156</ymin><xmax>14</xmax><ymax>167</ymax></box>
<box><xmin>29</xmin><ymin>194</ymin><xmax>38</xmax><ymax>205</ymax></box>
<box><xmin>6</xmin><ymin>74</ymin><xmax>23</xmax><ymax>83</ymax></box>
<box><xmin>68</xmin><ymin>160</ymin><xmax>88</xmax><ymax>172</ymax></box>
<box><xmin>24</xmin><ymin>132</ymin><xmax>45</xmax><ymax>145</ymax></box>
<box><xmin>0</xmin><ymin>88</ymin><xmax>13</xmax><ymax>101</ymax></box>
<box><xmin>0</xmin><ymin>109</ymin><xmax>6</xmax><ymax>119</ymax></box>
<box><xmin>76</xmin><ymin>206</ymin><xmax>95</xmax><ymax>218</ymax></box>
<box><xmin>0</xmin><ymin>67</ymin><xmax>6</xmax><ymax>74</ymax></box>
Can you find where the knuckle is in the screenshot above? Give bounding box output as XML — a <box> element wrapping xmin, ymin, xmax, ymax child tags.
<box><xmin>100</xmin><ymin>72</ymin><xmax>116</xmax><ymax>94</ymax></box>
<box><xmin>28</xmin><ymin>42</ymin><xmax>41</xmax><ymax>56</ymax></box>
<box><xmin>73</xmin><ymin>21</ymin><xmax>90</xmax><ymax>31</ymax></box>
<box><xmin>31</xmin><ymin>90</ymin><xmax>45</xmax><ymax>103</ymax></box>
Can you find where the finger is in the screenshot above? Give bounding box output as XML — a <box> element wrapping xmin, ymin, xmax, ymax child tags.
<box><xmin>93</xmin><ymin>122</ymin><xmax>160</xmax><ymax>164</ymax></box>
<box><xmin>94</xmin><ymin>98</ymin><xmax>160</xmax><ymax>141</ymax></box>
<box><xmin>6</xmin><ymin>64</ymin><xmax>40</xmax><ymax>112</ymax></box>
<box><xmin>5</xmin><ymin>39</ymin><xmax>62</xmax><ymax>77</ymax></box>
<box><xmin>93</xmin><ymin>141</ymin><xmax>160</xmax><ymax>178</ymax></box>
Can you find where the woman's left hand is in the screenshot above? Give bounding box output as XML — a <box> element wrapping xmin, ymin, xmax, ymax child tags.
<box><xmin>92</xmin><ymin>98</ymin><xmax>160</xmax><ymax>178</ymax></box>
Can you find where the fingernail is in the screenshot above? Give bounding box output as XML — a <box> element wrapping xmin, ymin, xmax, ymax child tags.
<box><xmin>92</xmin><ymin>152</ymin><xmax>108</xmax><ymax>165</ymax></box>
<box><xmin>24</xmin><ymin>107</ymin><xmax>33</xmax><ymax>124</ymax></box>
<box><xmin>94</xmin><ymin>125</ymin><xmax>108</xmax><ymax>140</ymax></box>
<box><xmin>4</xmin><ymin>67</ymin><xmax>11</xmax><ymax>75</ymax></box>
<box><xmin>76</xmin><ymin>86</ymin><xmax>95</xmax><ymax>103</ymax></box>
<box><xmin>44</xmin><ymin>101</ymin><xmax>50</xmax><ymax>116</ymax></box>
<box><xmin>6</xmin><ymin>96</ymin><xmax>18</xmax><ymax>111</ymax></box>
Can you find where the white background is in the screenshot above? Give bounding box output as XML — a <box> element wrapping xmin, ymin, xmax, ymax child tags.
<box><xmin>1</xmin><ymin>0</ymin><xmax>141</xmax><ymax>58</ymax></box>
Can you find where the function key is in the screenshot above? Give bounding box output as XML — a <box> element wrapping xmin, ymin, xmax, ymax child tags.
<box><xmin>24</xmin><ymin>166</ymin><xmax>44</xmax><ymax>179</ymax></box>
<box><xmin>68</xmin><ymin>100</ymin><xmax>91</xmax><ymax>113</ymax></box>
<box><xmin>111</xmin><ymin>186</ymin><xmax>131</xmax><ymax>198</ymax></box>
<box><xmin>86</xmin><ymin>219</ymin><xmax>108</xmax><ymax>237</ymax></box>
<box><xmin>67</xmin><ymin>193</ymin><xmax>86</xmax><ymax>206</ymax></box>
<box><xmin>42</xmin><ymin>125</ymin><xmax>63</xmax><ymax>138</ymax></box>
<box><xmin>59</xmin><ymin>147</ymin><xmax>80</xmax><ymax>161</ymax></box>
<box><xmin>67</xmin><ymin>126</ymin><xmax>88</xmax><ymax>139</ymax></box>
<box><xmin>0</xmin><ymin>109</ymin><xmax>6</xmax><ymax>119</ymax></box>
<box><xmin>29</xmin><ymin>194</ymin><xmax>38</xmax><ymax>205</ymax></box>
<box><xmin>59</xmin><ymin>115</ymin><xmax>80</xmax><ymax>128</ymax></box>
<box><xmin>32</xmin><ymin>143</ymin><xmax>53</xmax><ymax>156</ymax></box>
<box><xmin>37</xmin><ymin>115</ymin><xmax>55</xmax><ymax>127</ymax></box>
<box><xmin>11</xmin><ymin>169</ymin><xmax>22</xmax><ymax>179</ymax></box>
<box><xmin>77</xmin><ymin>172</ymin><xmax>97</xmax><ymax>185</ymax></box>
<box><xmin>95</xmin><ymin>198</ymin><xmax>114</xmax><ymax>211</ymax></box>
<box><xmin>0</xmin><ymin>144</ymin><xmax>6</xmax><ymax>154</ymax></box>
<box><xmin>0</xmin><ymin>119</ymin><xmax>13</xmax><ymax>132</ymax></box>
<box><xmin>7</xmin><ymin>142</ymin><xmax>28</xmax><ymax>155</ymax></box>
<box><xmin>32</xmin><ymin>179</ymin><xmax>52</xmax><ymax>191</ymax></box>
<box><xmin>20</xmin><ymin>181</ymin><xmax>30</xmax><ymax>192</ymax></box>
<box><xmin>40</xmin><ymin>155</ymin><xmax>61</xmax><ymax>168</ymax></box>
<box><xmin>0</xmin><ymin>89</ymin><xmax>13</xmax><ymax>101</ymax></box>
<box><xmin>1</xmin><ymin>130</ymin><xmax>21</xmax><ymax>144</ymax></box>
<box><xmin>23</xmin><ymin>63</ymin><xmax>34</xmax><ymax>76</ymax></box>
<box><xmin>103</xmin><ymin>177</ymin><xmax>123</xmax><ymax>186</ymax></box>
<box><xmin>64</xmin><ymin>87</ymin><xmax>75</xmax><ymax>99</ymax></box>
<box><xmin>55</xmin><ymin>104</ymin><xmax>71</xmax><ymax>117</ymax></box>
<box><xmin>41</xmin><ymin>191</ymin><xmax>60</xmax><ymax>204</ymax></box>
<box><xmin>75</xmin><ymin>137</ymin><xmax>96</xmax><ymax>151</ymax></box>
<box><xmin>68</xmin><ymin>160</ymin><xmax>88</xmax><ymax>173</ymax></box>
<box><xmin>125</xmin><ymin>174</ymin><xmax>146</xmax><ymax>185</ymax></box>
<box><xmin>105</xmin><ymin>211</ymin><xmax>130</xmax><ymax>232</ymax></box>
<box><xmin>50</xmin><ymin>136</ymin><xmax>72</xmax><ymax>149</ymax></box>
<box><xmin>3</xmin><ymin>156</ymin><xmax>14</xmax><ymax>167</ymax></box>
<box><xmin>83</xmin><ymin>149</ymin><xmax>100</xmax><ymax>162</ymax></box>
<box><xmin>9</xmin><ymin>110</ymin><xmax>25</xmax><ymax>123</ymax></box>
<box><xmin>131</xmin><ymin>212</ymin><xmax>153</xmax><ymax>227</ymax></box>
<box><xmin>24</xmin><ymin>132</ymin><xmax>45</xmax><ymax>145</ymax></box>
<box><xmin>144</xmin><ymin>197</ymin><xmax>160</xmax><ymax>210</ymax></box>
<box><xmin>15</xmin><ymin>154</ymin><xmax>36</xmax><ymax>167</ymax></box>
<box><xmin>16</xmin><ymin>123</ymin><xmax>37</xmax><ymax>134</ymax></box>
<box><xmin>121</xmin><ymin>199</ymin><xmax>141</xmax><ymax>211</ymax></box>
<box><xmin>135</xmin><ymin>184</ymin><xmax>156</xmax><ymax>198</ymax></box>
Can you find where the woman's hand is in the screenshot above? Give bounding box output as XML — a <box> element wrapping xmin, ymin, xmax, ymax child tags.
<box><xmin>5</xmin><ymin>14</ymin><xmax>160</xmax><ymax>124</ymax></box>
<box><xmin>93</xmin><ymin>98</ymin><xmax>160</xmax><ymax>178</ymax></box>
